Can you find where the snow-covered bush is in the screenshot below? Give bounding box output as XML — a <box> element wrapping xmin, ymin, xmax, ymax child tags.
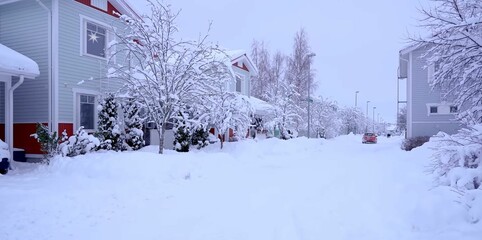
<box><xmin>173</xmin><ymin>112</ymin><xmax>191</xmax><ymax>152</ymax></box>
<box><xmin>59</xmin><ymin>127</ymin><xmax>100</xmax><ymax>157</ymax></box>
<box><xmin>123</xmin><ymin>98</ymin><xmax>145</xmax><ymax>151</ymax></box>
<box><xmin>191</xmin><ymin>126</ymin><xmax>209</xmax><ymax>149</ymax></box>
<box><xmin>97</xmin><ymin>93</ymin><xmax>123</xmax><ymax>151</ymax></box>
<box><xmin>430</xmin><ymin>125</ymin><xmax>482</xmax><ymax>222</ymax></box>
<box><xmin>401</xmin><ymin>136</ymin><xmax>430</xmax><ymax>151</ymax></box>
<box><xmin>0</xmin><ymin>139</ymin><xmax>10</xmax><ymax>174</ymax></box>
<box><xmin>30</xmin><ymin>123</ymin><xmax>64</xmax><ymax>163</ymax></box>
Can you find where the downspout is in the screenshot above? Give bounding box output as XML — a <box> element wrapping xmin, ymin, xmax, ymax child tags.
<box><xmin>35</xmin><ymin>0</ymin><xmax>54</xmax><ymax>133</ymax></box>
<box><xmin>8</xmin><ymin>76</ymin><xmax>24</xmax><ymax>165</ymax></box>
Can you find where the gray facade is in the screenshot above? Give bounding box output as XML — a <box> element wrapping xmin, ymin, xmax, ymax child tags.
<box><xmin>58</xmin><ymin>0</ymin><xmax>125</xmax><ymax>125</ymax></box>
<box><xmin>0</xmin><ymin>0</ymin><xmax>131</xmax><ymax>154</ymax></box>
<box><xmin>399</xmin><ymin>45</ymin><xmax>462</xmax><ymax>138</ymax></box>
<box><xmin>0</xmin><ymin>0</ymin><xmax>50</xmax><ymax>123</ymax></box>
<box><xmin>0</xmin><ymin>0</ymin><xmax>126</xmax><ymax>127</ymax></box>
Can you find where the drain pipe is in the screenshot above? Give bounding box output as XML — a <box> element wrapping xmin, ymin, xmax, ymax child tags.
<box><xmin>35</xmin><ymin>0</ymin><xmax>54</xmax><ymax>133</ymax></box>
<box><xmin>8</xmin><ymin>76</ymin><xmax>24</xmax><ymax>167</ymax></box>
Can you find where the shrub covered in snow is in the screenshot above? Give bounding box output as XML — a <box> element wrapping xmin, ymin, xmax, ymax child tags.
<box><xmin>59</xmin><ymin>127</ymin><xmax>100</xmax><ymax>157</ymax></box>
<box><xmin>401</xmin><ymin>136</ymin><xmax>430</xmax><ymax>151</ymax></box>
<box><xmin>97</xmin><ymin>93</ymin><xmax>123</xmax><ymax>151</ymax></box>
<box><xmin>31</xmin><ymin>123</ymin><xmax>64</xmax><ymax>163</ymax></box>
<box><xmin>191</xmin><ymin>126</ymin><xmax>209</xmax><ymax>150</ymax></box>
<box><xmin>173</xmin><ymin>113</ymin><xmax>191</xmax><ymax>152</ymax></box>
<box><xmin>123</xmin><ymin>98</ymin><xmax>145</xmax><ymax>151</ymax></box>
<box><xmin>430</xmin><ymin>125</ymin><xmax>482</xmax><ymax>223</ymax></box>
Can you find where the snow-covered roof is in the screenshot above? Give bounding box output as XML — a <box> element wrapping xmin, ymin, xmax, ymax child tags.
<box><xmin>0</xmin><ymin>44</ymin><xmax>39</xmax><ymax>79</ymax></box>
<box><xmin>112</xmin><ymin>0</ymin><xmax>141</xmax><ymax>19</ymax></box>
<box><xmin>399</xmin><ymin>43</ymin><xmax>424</xmax><ymax>56</ymax></box>
<box><xmin>225</xmin><ymin>49</ymin><xmax>258</xmax><ymax>76</ymax></box>
<box><xmin>238</xmin><ymin>94</ymin><xmax>275</xmax><ymax>116</ymax></box>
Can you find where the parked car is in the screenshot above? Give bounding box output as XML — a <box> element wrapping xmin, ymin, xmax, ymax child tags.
<box><xmin>362</xmin><ymin>133</ymin><xmax>378</xmax><ymax>144</ymax></box>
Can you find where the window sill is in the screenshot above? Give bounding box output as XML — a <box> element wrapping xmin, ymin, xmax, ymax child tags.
<box><xmin>82</xmin><ymin>53</ymin><xmax>107</xmax><ymax>61</ymax></box>
<box><xmin>428</xmin><ymin>113</ymin><xmax>457</xmax><ymax>116</ymax></box>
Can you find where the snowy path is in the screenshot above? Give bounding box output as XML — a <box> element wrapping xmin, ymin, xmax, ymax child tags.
<box><xmin>1</xmin><ymin>135</ymin><xmax>480</xmax><ymax>239</ymax></box>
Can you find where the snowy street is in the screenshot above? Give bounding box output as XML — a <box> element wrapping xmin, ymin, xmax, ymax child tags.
<box><xmin>1</xmin><ymin>135</ymin><xmax>480</xmax><ymax>240</ymax></box>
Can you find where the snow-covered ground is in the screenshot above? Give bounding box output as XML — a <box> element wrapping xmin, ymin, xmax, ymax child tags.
<box><xmin>1</xmin><ymin>134</ymin><xmax>480</xmax><ymax>240</ymax></box>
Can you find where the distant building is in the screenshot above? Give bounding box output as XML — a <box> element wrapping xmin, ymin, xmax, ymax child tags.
<box><xmin>398</xmin><ymin>44</ymin><xmax>462</xmax><ymax>138</ymax></box>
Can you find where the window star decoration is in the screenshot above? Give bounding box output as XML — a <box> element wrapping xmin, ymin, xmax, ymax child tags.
<box><xmin>88</xmin><ymin>32</ymin><xmax>99</xmax><ymax>43</ymax></box>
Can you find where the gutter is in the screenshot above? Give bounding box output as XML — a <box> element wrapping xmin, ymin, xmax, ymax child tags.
<box><xmin>35</xmin><ymin>0</ymin><xmax>56</xmax><ymax>133</ymax></box>
<box><xmin>7</xmin><ymin>75</ymin><xmax>24</xmax><ymax>164</ymax></box>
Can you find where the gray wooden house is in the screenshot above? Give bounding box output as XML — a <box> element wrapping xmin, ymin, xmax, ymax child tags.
<box><xmin>399</xmin><ymin>44</ymin><xmax>462</xmax><ymax>139</ymax></box>
<box><xmin>0</xmin><ymin>0</ymin><xmax>137</xmax><ymax>157</ymax></box>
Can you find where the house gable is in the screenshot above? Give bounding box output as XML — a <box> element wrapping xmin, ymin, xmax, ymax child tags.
<box><xmin>233</xmin><ymin>61</ymin><xmax>249</xmax><ymax>72</ymax></box>
<box><xmin>75</xmin><ymin>0</ymin><xmax>121</xmax><ymax>18</ymax></box>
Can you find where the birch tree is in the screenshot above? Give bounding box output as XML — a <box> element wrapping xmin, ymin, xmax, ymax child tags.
<box><xmin>263</xmin><ymin>52</ymin><xmax>303</xmax><ymax>139</ymax></box>
<box><xmin>413</xmin><ymin>0</ymin><xmax>482</xmax><ymax>124</ymax></box>
<box><xmin>285</xmin><ymin>28</ymin><xmax>317</xmax><ymax>131</ymax></box>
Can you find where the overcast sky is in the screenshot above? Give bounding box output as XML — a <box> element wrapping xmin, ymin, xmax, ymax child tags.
<box><xmin>127</xmin><ymin>0</ymin><xmax>426</xmax><ymax>123</ymax></box>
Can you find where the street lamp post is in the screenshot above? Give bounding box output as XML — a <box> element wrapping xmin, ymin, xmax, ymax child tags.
<box><xmin>373</xmin><ymin>106</ymin><xmax>376</xmax><ymax>132</ymax></box>
<box><xmin>355</xmin><ymin>91</ymin><xmax>359</xmax><ymax>108</ymax></box>
<box><xmin>365</xmin><ymin>101</ymin><xmax>370</xmax><ymax>132</ymax></box>
<box><xmin>306</xmin><ymin>53</ymin><xmax>316</xmax><ymax>138</ymax></box>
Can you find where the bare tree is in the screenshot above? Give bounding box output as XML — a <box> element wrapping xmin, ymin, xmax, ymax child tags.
<box><xmin>109</xmin><ymin>0</ymin><xmax>229</xmax><ymax>153</ymax></box>
<box><xmin>263</xmin><ymin>52</ymin><xmax>304</xmax><ymax>139</ymax></box>
<box><xmin>397</xmin><ymin>106</ymin><xmax>407</xmax><ymax>132</ymax></box>
<box><xmin>250</xmin><ymin>40</ymin><xmax>272</xmax><ymax>101</ymax></box>
<box><xmin>286</xmin><ymin>28</ymin><xmax>317</xmax><ymax>131</ymax></box>
<box><xmin>412</xmin><ymin>0</ymin><xmax>482</xmax><ymax>124</ymax></box>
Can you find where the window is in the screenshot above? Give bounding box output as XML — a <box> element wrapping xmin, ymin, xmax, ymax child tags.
<box><xmin>427</xmin><ymin>103</ymin><xmax>457</xmax><ymax>115</ymax></box>
<box><xmin>91</xmin><ymin>0</ymin><xmax>107</xmax><ymax>11</ymax></box>
<box><xmin>450</xmin><ymin>106</ymin><xmax>458</xmax><ymax>113</ymax></box>
<box><xmin>85</xmin><ymin>21</ymin><xmax>107</xmax><ymax>58</ymax></box>
<box><xmin>236</xmin><ymin>76</ymin><xmax>242</xmax><ymax>92</ymax></box>
<box><xmin>80</xmin><ymin>94</ymin><xmax>96</xmax><ymax>130</ymax></box>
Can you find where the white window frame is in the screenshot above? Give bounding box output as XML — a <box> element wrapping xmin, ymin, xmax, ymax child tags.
<box><xmin>235</xmin><ymin>76</ymin><xmax>242</xmax><ymax>93</ymax></box>
<box><xmin>426</xmin><ymin>103</ymin><xmax>457</xmax><ymax>116</ymax></box>
<box><xmin>73</xmin><ymin>88</ymin><xmax>100</xmax><ymax>133</ymax></box>
<box><xmin>79</xmin><ymin>15</ymin><xmax>115</xmax><ymax>61</ymax></box>
<box><xmin>91</xmin><ymin>0</ymin><xmax>108</xmax><ymax>11</ymax></box>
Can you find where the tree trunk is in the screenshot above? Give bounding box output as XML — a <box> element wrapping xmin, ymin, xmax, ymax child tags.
<box><xmin>158</xmin><ymin>126</ymin><xmax>165</xmax><ymax>154</ymax></box>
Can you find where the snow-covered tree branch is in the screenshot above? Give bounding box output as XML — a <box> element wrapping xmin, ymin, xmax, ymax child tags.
<box><xmin>412</xmin><ymin>0</ymin><xmax>482</xmax><ymax>124</ymax></box>
<box><xmin>108</xmin><ymin>0</ymin><xmax>237</xmax><ymax>153</ymax></box>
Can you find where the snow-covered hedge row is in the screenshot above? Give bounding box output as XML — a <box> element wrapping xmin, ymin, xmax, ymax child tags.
<box><xmin>430</xmin><ymin>125</ymin><xmax>482</xmax><ymax>223</ymax></box>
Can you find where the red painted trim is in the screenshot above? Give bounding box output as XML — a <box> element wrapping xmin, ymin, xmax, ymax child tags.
<box><xmin>59</xmin><ymin>123</ymin><xmax>74</xmax><ymax>137</ymax></box>
<box><xmin>13</xmin><ymin>123</ymin><xmax>46</xmax><ymax>154</ymax></box>
<box><xmin>0</xmin><ymin>123</ymin><xmax>75</xmax><ymax>155</ymax></box>
<box><xmin>233</xmin><ymin>62</ymin><xmax>250</xmax><ymax>72</ymax></box>
<box><xmin>0</xmin><ymin>124</ymin><xmax>4</xmax><ymax>141</ymax></box>
<box><xmin>75</xmin><ymin>0</ymin><xmax>121</xmax><ymax>18</ymax></box>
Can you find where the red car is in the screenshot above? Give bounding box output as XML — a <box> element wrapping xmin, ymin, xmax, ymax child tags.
<box><xmin>362</xmin><ymin>133</ymin><xmax>377</xmax><ymax>144</ymax></box>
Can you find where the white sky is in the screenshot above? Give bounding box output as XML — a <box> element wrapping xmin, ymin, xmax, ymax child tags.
<box><xmin>127</xmin><ymin>0</ymin><xmax>426</xmax><ymax>123</ymax></box>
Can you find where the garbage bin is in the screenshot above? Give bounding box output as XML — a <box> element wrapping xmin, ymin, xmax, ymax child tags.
<box><xmin>13</xmin><ymin>148</ymin><xmax>26</xmax><ymax>162</ymax></box>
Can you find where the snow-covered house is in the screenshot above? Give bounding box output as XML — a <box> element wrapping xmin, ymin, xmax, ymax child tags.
<box><xmin>0</xmin><ymin>0</ymin><xmax>138</xmax><ymax>158</ymax></box>
<box><xmin>147</xmin><ymin>50</ymin><xmax>267</xmax><ymax>148</ymax></box>
<box><xmin>398</xmin><ymin>44</ymin><xmax>461</xmax><ymax>138</ymax></box>
<box><xmin>0</xmin><ymin>43</ymin><xmax>39</xmax><ymax>163</ymax></box>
